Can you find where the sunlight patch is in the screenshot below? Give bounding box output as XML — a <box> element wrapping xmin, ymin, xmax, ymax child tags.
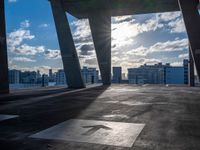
<box><xmin>30</xmin><ymin>119</ymin><xmax>145</xmax><ymax>147</ymax></box>
<box><xmin>0</xmin><ymin>114</ymin><xmax>19</xmax><ymax>121</ymax></box>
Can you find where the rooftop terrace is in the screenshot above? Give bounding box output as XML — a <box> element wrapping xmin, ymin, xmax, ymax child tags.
<box><xmin>0</xmin><ymin>84</ymin><xmax>200</xmax><ymax>149</ymax></box>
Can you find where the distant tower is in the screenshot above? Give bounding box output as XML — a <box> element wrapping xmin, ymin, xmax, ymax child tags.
<box><xmin>113</xmin><ymin>67</ymin><xmax>122</xmax><ymax>83</ymax></box>
<box><xmin>183</xmin><ymin>59</ymin><xmax>189</xmax><ymax>85</ymax></box>
<box><xmin>49</xmin><ymin>69</ymin><xmax>53</xmax><ymax>78</ymax></box>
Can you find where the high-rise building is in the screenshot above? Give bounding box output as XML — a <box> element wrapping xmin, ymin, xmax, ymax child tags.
<box><xmin>49</xmin><ymin>69</ymin><xmax>53</xmax><ymax>78</ymax></box>
<box><xmin>42</xmin><ymin>74</ymin><xmax>49</xmax><ymax>87</ymax></box>
<box><xmin>49</xmin><ymin>69</ymin><xmax>55</xmax><ymax>82</ymax></box>
<box><xmin>165</xmin><ymin>67</ymin><xmax>184</xmax><ymax>84</ymax></box>
<box><xmin>81</xmin><ymin>67</ymin><xmax>99</xmax><ymax>84</ymax></box>
<box><xmin>128</xmin><ymin>63</ymin><xmax>166</xmax><ymax>84</ymax></box>
<box><xmin>128</xmin><ymin>60</ymin><xmax>189</xmax><ymax>85</ymax></box>
<box><xmin>183</xmin><ymin>59</ymin><xmax>189</xmax><ymax>84</ymax></box>
<box><xmin>56</xmin><ymin>69</ymin><xmax>67</xmax><ymax>85</ymax></box>
<box><xmin>20</xmin><ymin>71</ymin><xmax>37</xmax><ymax>84</ymax></box>
<box><xmin>9</xmin><ymin>69</ymin><xmax>21</xmax><ymax>84</ymax></box>
<box><xmin>36</xmin><ymin>70</ymin><xmax>41</xmax><ymax>79</ymax></box>
<box><xmin>113</xmin><ymin>67</ymin><xmax>122</xmax><ymax>83</ymax></box>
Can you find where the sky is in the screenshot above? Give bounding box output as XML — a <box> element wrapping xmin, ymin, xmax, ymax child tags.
<box><xmin>5</xmin><ymin>0</ymin><xmax>192</xmax><ymax>75</ymax></box>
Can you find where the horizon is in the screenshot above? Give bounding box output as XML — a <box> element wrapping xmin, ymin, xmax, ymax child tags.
<box><xmin>8</xmin><ymin>59</ymin><xmax>189</xmax><ymax>76</ymax></box>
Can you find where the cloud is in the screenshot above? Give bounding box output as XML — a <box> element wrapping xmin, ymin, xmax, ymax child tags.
<box><xmin>112</xmin><ymin>15</ymin><xmax>135</xmax><ymax>23</ymax></box>
<box><xmin>149</xmin><ymin>38</ymin><xmax>188</xmax><ymax>53</ymax></box>
<box><xmin>20</xmin><ymin>20</ymin><xmax>30</xmax><ymax>28</ymax></box>
<box><xmin>9</xmin><ymin>65</ymin><xmax>54</xmax><ymax>74</ymax></box>
<box><xmin>7</xmin><ymin>28</ymin><xmax>35</xmax><ymax>51</ymax></box>
<box><xmin>178</xmin><ymin>53</ymin><xmax>188</xmax><ymax>59</ymax></box>
<box><xmin>71</xmin><ymin>19</ymin><xmax>92</xmax><ymax>43</ymax></box>
<box><xmin>156</xmin><ymin>12</ymin><xmax>181</xmax><ymax>22</ymax></box>
<box><xmin>13</xmin><ymin>57</ymin><xmax>36</xmax><ymax>62</ymax></box>
<box><xmin>7</xmin><ymin>20</ymin><xmax>46</xmax><ymax>56</ymax></box>
<box><xmin>168</xmin><ymin>18</ymin><xmax>186</xmax><ymax>33</ymax></box>
<box><xmin>126</xmin><ymin>38</ymin><xmax>188</xmax><ymax>57</ymax></box>
<box><xmin>14</xmin><ymin>44</ymin><xmax>45</xmax><ymax>55</ymax></box>
<box><xmin>84</xmin><ymin>58</ymin><xmax>98</xmax><ymax>66</ymax></box>
<box><xmin>131</xmin><ymin>58</ymin><xmax>161</xmax><ymax>65</ymax></box>
<box><xmin>39</xmin><ymin>23</ymin><xmax>50</xmax><ymax>28</ymax></box>
<box><xmin>70</xmin><ymin>12</ymin><xmax>188</xmax><ymax>74</ymax></box>
<box><xmin>79</xmin><ymin>44</ymin><xmax>94</xmax><ymax>56</ymax></box>
<box><xmin>8</xmin><ymin>0</ymin><xmax>17</xmax><ymax>3</ymax></box>
<box><xmin>171</xmin><ymin>62</ymin><xmax>183</xmax><ymax>66</ymax></box>
<box><xmin>112</xmin><ymin>38</ymin><xmax>188</xmax><ymax>73</ymax></box>
<box><xmin>44</xmin><ymin>49</ymin><xmax>61</xmax><ymax>59</ymax></box>
<box><xmin>127</xmin><ymin>46</ymin><xmax>148</xmax><ymax>57</ymax></box>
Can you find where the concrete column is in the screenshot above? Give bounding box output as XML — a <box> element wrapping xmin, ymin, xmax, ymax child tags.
<box><xmin>50</xmin><ymin>0</ymin><xmax>85</xmax><ymax>88</ymax></box>
<box><xmin>89</xmin><ymin>11</ymin><xmax>111</xmax><ymax>85</ymax></box>
<box><xmin>178</xmin><ymin>0</ymin><xmax>200</xmax><ymax>79</ymax></box>
<box><xmin>189</xmin><ymin>45</ymin><xmax>195</xmax><ymax>86</ymax></box>
<box><xmin>0</xmin><ymin>0</ymin><xmax>9</xmax><ymax>94</ymax></box>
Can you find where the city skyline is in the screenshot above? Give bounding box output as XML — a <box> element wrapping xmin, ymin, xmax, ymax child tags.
<box><xmin>5</xmin><ymin>0</ymin><xmax>191</xmax><ymax>74</ymax></box>
<box><xmin>9</xmin><ymin>59</ymin><xmax>194</xmax><ymax>88</ymax></box>
<box><xmin>9</xmin><ymin>59</ymin><xmax>188</xmax><ymax>77</ymax></box>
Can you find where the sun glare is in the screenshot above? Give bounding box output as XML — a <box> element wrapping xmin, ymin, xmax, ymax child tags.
<box><xmin>112</xmin><ymin>17</ymin><xmax>139</xmax><ymax>43</ymax></box>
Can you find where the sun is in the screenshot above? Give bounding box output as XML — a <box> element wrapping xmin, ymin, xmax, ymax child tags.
<box><xmin>112</xmin><ymin>17</ymin><xmax>139</xmax><ymax>43</ymax></box>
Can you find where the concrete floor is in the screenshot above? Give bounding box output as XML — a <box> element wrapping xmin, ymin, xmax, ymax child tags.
<box><xmin>0</xmin><ymin>84</ymin><xmax>200</xmax><ymax>150</ymax></box>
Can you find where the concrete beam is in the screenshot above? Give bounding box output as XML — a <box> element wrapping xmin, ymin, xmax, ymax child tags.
<box><xmin>62</xmin><ymin>0</ymin><xmax>180</xmax><ymax>19</ymax></box>
<box><xmin>89</xmin><ymin>11</ymin><xmax>111</xmax><ymax>85</ymax></box>
<box><xmin>0</xmin><ymin>0</ymin><xmax>9</xmax><ymax>94</ymax></box>
<box><xmin>189</xmin><ymin>46</ymin><xmax>195</xmax><ymax>87</ymax></box>
<box><xmin>50</xmin><ymin>0</ymin><xmax>85</xmax><ymax>88</ymax></box>
<box><xmin>178</xmin><ymin>0</ymin><xmax>200</xmax><ymax>79</ymax></box>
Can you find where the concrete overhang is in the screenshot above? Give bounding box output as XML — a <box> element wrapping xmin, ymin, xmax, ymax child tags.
<box><xmin>61</xmin><ymin>0</ymin><xmax>181</xmax><ymax>18</ymax></box>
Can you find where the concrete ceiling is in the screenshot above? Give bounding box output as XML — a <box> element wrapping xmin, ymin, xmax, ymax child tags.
<box><xmin>61</xmin><ymin>0</ymin><xmax>180</xmax><ymax>18</ymax></box>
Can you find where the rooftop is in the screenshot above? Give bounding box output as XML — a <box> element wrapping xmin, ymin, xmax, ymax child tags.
<box><xmin>1</xmin><ymin>84</ymin><xmax>200</xmax><ymax>149</ymax></box>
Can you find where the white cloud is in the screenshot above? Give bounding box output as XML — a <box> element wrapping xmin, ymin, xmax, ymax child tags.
<box><xmin>7</xmin><ymin>28</ymin><xmax>35</xmax><ymax>50</ymax></box>
<box><xmin>13</xmin><ymin>57</ymin><xmax>36</xmax><ymax>62</ymax></box>
<box><xmin>9</xmin><ymin>65</ymin><xmax>54</xmax><ymax>74</ymax></box>
<box><xmin>139</xmin><ymin>17</ymin><xmax>163</xmax><ymax>32</ymax></box>
<box><xmin>14</xmin><ymin>44</ymin><xmax>45</xmax><ymax>55</ymax></box>
<box><xmin>70</xmin><ymin>13</ymin><xmax>188</xmax><ymax>74</ymax></box>
<box><xmin>171</xmin><ymin>62</ymin><xmax>183</xmax><ymax>66</ymax></box>
<box><xmin>44</xmin><ymin>49</ymin><xmax>61</xmax><ymax>59</ymax></box>
<box><xmin>71</xmin><ymin>19</ymin><xmax>92</xmax><ymax>42</ymax></box>
<box><xmin>8</xmin><ymin>0</ymin><xmax>17</xmax><ymax>3</ymax></box>
<box><xmin>127</xmin><ymin>46</ymin><xmax>148</xmax><ymax>57</ymax></box>
<box><xmin>39</xmin><ymin>23</ymin><xmax>50</xmax><ymax>28</ymax></box>
<box><xmin>125</xmin><ymin>38</ymin><xmax>188</xmax><ymax>57</ymax></box>
<box><xmin>178</xmin><ymin>53</ymin><xmax>188</xmax><ymax>58</ymax></box>
<box><xmin>20</xmin><ymin>20</ymin><xmax>30</xmax><ymax>28</ymax></box>
<box><xmin>149</xmin><ymin>38</ymin><xmax>188</xmax><ymax>53</ymax></box>
<box><xmin>7</xmin><ymin>20</ymin><xmax>45</xmax><ymax>56</ymax></box>
<box><xmin>168</xmin><ymin>18</ymin><xmax>186</xmax><ymax>33</ymax></box>
<box><xmin>156</xmin><ymin>12</ymin><xmax>181</xmax><ymax>22</ymax></box>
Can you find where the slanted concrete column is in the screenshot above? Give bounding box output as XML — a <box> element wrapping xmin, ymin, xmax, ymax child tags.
<box><xmin>189</xmin><ymin>45</ymin><xmax>195</xmax><ymax>86</ymax></box>
<box><xmin>50</xmin><ymin>0</ymin><xmax>85</xmax><ymax>88</ymax></box>
<box><xmin>178</xmin><ymin>0</ymin><xmax>200</xmax><ymax>79</ymax></box>
<box><xmin>89</xmin><ymin>11</ymin><xmax>111</xmax><ymax>85</ymax></box>
<box><xmin>0</xmin><ymin>0</ymin><xmax>9</xmax><ymax>94</ymax></box>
